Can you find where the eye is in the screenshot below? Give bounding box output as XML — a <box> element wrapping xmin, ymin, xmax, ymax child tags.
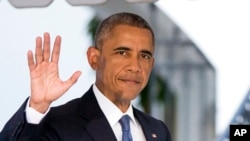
<box><xmin>141</xmin><ymin>53</ymin><xmax>151</xmax><ymax>59</ymax></box>
<box><xmin>116</xmin><ymin>50</ymin><xmax>127</xmax><ymax>56</ymax></box>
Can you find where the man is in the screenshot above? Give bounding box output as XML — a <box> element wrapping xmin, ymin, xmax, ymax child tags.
<box><xmin>0</xmin><ymin>12</ymin><xmax>171</xmax><ymax>141</ymax></box>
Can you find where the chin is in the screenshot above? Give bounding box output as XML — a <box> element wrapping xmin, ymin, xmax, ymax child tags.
<box><xmin>124</xmin><ymin>92</ymin><xmax>140</xmax><ymax>100</ymax></box>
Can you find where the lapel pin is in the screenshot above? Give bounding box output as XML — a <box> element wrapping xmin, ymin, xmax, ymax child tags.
<box><xmin>152</xmin><ymin>133</ymin><xmax>157</xmax><ymax>138</ymax></box>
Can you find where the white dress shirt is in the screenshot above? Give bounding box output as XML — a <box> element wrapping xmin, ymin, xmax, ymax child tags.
<box><xmin>25</xmin><ymin>84</ymin><xmax>146</xmax><ymax>141</ymax></box>
<box><xmin>25</xmin><ymin>98</ymin><xmax>49</xmax><ymax>124</ymax></box>
<box><xmin>93</xmin><ymin>84</ymin><xmax>146</xmax><ymax>141</ymax></box>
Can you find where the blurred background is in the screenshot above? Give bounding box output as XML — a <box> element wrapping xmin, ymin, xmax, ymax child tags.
<box><xmin>1</xmin><ymin>0</ymin><xmax>250</xmax><ymax>141</ymax></box>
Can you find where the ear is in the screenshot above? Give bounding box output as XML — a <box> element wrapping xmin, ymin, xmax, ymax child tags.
<box><xmin>87</xmin><ymin>46</ymin><xmax>100</xmax><ymax>70</ymax></box>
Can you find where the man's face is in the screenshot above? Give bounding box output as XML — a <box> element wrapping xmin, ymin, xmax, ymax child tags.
<box><xmin>93</xmin><ymin>25</ymin><xmax>154</xmax><ymax>105</ymax></box>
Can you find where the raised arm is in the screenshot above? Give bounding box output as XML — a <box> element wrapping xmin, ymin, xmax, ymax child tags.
<box><xmin>28</xmin><ymin>32</ymin><xmax>81</xmax><ymax>113</ymax></box>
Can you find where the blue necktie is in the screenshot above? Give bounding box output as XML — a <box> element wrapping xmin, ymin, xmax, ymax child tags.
<box><xmin>119</xmin><ymin>115</ymin><xmax>133</xmax><ymax>141</ymax></box>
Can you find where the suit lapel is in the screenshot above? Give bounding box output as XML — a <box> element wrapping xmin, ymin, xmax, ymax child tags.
<box><xmin>134</xmin><ymin>108</ymin><xmax>158</xmax><ymax>141</ymax></box>
<box><xmin>79</xmin><ymin>86</ymin><xmax>117</xmax><ymax>141</ymax></box>
<box><xmin>85</xmin><ymin>117</ymin><xmax>117</xmax><ymax>141</ymax></box>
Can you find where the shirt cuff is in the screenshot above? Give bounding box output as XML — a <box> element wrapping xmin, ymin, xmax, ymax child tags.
<box><xmin>25</xmin><ymin>98</ymin><xmax>50</xmax><ymax>124</ymax></box>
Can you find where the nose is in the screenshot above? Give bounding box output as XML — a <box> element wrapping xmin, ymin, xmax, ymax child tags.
<box><xmin>126</xmin><ymin>56</ymin><xmax>142</xmax><ymax>73</ymax></box>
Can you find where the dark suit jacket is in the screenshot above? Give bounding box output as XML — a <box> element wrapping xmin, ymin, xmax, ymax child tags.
<box><xmin>0</xmin><ymin>86</ymin><xmax>171</xmax><ymax>141</ymax></box>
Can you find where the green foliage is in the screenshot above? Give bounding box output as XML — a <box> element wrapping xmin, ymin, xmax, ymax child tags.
<box><xmin>87</xmin><ymin>15</ymin><xmax>101</xmax><ymax>44</ymax></box>
<box><xmin>155</xmin><ymin>75</ymin><xmax>166</xmax><ymax>102</ymax></box>
<box><xmin>140</xmin><ymin>73</ymin><xmax>175</xmax><ymax>114</ymax></box>
<box><xmin>140</xmin><ymin>78</ymin><xmax>151</xmax><ymax>113</ymax></box>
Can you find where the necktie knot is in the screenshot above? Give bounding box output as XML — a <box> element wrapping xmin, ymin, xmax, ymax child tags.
<box><xmin>119</xmin><ymin>115</ymin><xmax>133</xmax><ymax>141</ymax></box>
<box><xmin>119</xmin><ymin>115</ymin><xmax>130</xmax><ymax>131</ymax></box>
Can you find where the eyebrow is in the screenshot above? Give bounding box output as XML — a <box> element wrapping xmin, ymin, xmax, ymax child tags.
<box><xmin>141</xmin><ymin>50</ymin><xmax>153</xmax><ymax>57</ymax></box>
<box><xmin>113</xmin><ymin>46</ymin><xmax>131</xmax><ymax>51</ymax></box>
<box><xmin>113</xmin><ymin>46</ymin><xmax>153</xmax><ymax>57</ymax></box>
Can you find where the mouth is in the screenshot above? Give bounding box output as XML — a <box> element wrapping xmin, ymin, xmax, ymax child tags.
<box><xmin>118</xmin><ymin>78</ymin><xmax>141</xmax><ymax>84</ymax></box>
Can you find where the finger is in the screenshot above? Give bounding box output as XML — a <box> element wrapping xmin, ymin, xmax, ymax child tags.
<box><xmin>35</xmin><ymin>36</ymin><xmax>43</xmax><ymax>64</ymax></box>
<box><xmin>51</xmin><ymin>35</ymin><xmax>61</xmax><ymax>64</ymax></box>
<box><xmin>43</xmin><ymin>32</ymin><xmax>51</xmax><ymax>62</ymax></box>
<box><xmin>27</xmin><ymin>50</ymin><xmax>36</xmax><ymax>71</ymax></box>
<box><xmin>64</xmin><ymin>71</ymin><xmax>82</xmax><ymax>90</ymax></box>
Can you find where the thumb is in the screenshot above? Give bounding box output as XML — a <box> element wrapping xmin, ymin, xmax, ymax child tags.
<box><xmin>64</xmin><ymin>71</ymin><xmax>82</xmax><ymax>90</ymax></box>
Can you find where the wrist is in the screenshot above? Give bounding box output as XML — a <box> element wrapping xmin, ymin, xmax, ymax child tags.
<box><xmin>29</xmin><ymin>99</ymin><xmax>51</xmax><ymax>114</ymax></box>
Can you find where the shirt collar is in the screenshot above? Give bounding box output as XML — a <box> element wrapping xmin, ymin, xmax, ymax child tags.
<box><xmin>93</xmin><ymin>84</ymin><xmax>137</xmax><ymax>127</ymax></box>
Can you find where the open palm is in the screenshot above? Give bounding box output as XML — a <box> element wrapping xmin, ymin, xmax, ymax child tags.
<box><xmin>27</xmin><ymin>33</ymin><xmax>81</xmax><ymax>113</ymax></box>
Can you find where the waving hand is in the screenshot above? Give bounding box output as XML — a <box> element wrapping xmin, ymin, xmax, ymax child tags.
<box><xmin>27</xmin><ymin>32</ymin><xmax>81</xmax><ymax>113</ymax></box>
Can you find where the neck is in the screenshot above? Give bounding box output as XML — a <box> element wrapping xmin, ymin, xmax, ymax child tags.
<box><xmin>113</xmin><ymin>100</ymin><xmax>130</xmax><ymax>113</ymax></box>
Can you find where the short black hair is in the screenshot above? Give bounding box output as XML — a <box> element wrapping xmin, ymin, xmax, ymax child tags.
<box><xmin>94</xmin><ymin>12</ymin><xmax>155</xmax><ymax>49</ymax></box>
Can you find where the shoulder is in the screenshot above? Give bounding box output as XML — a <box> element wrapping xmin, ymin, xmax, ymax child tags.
<box><xmin>133</xmin><ymin>108</ymin><xmax>162</xmax><ymax>124</ymax></box>
<box><xmin>48</xmin><ymin>86</ymin><xmax>94</xmax><ymax>117</ymax></box>
<box><xmin>133</xmin><ymin>108</ymin><xmax>172</xmax><ymax>141</ymax></box>
<box><xmin>49</xmin><ymin>97</ymin><xmax>82</xmax><ymax>116</ymax></box>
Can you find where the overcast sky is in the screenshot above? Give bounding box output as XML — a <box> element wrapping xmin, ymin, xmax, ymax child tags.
<box><xmin>1</xmin><ymin>0</ymin><xmax>250</xmax><ymax>136</ymax></box>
